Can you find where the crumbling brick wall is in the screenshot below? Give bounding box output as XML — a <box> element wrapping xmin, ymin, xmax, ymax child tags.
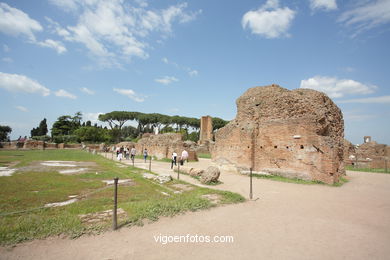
<box><xmin>349</xmin><ymin>141</ymin><xmax>389</xmax><ymax>169</ymax></box>
<box><xmin>212</xmin><ymin>84</ymin><xmax>345</xmax><ymax>184</ymax></box>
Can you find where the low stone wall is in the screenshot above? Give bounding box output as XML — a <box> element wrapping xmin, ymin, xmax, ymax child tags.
<box><xmin>23</xmin><ymin>140</ymin><xmax>45</xmax><ymax>149</ymax></box>
<box><xmin>0</xmin><ymin>141</ymin><xmax>38</xmax><ymax>149</ymax></box>
<box><xmin>0</xmin><ymin>141</ymin><xmax>85</xmax><ymax>150</ymax></box>
<box><xmin>45</xmin><ymin>143</ymin><xmax>58</xmax><ymax>149</ymax></box>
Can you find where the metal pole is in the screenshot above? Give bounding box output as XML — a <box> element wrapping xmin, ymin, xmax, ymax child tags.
<box><xmin>113</xmin><ymin>177</ymin><xmax>119</xmax><ymax>230</ymax></box>
<box><xmin>385</xmin><ymin>159</ymin><xmax>388</xmax><ymax>173</ymax></box>
<box><xmin>177</xmin><ymin>161</ymin><xmax>180</xmax><ymax>180</ymax></box>
<box><xmin>149</xmin><ymin>156</ymin><xmax>152</xmax><ymax>171</ymax></box>
<box><xmin>249</xmin><ymin>168</ymin><xmax>253</xmax><ymax>200</ymax></box>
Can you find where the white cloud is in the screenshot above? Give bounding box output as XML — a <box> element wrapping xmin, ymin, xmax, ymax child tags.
<box><xmin>162</xmin><ymin>57</ymin><xmax>169</xmax><ymax>64</ymax></box>
<box><xmin>81</xmin><ymin>87</ymin><xmax>95</xmax><ymax>95</ymax></box>
<box><xmin>0</xmin><ymin>3</ymin><xmax>67</xmax><ymax>55</ymax></box>
<box><xmin>3</xmin><ymin>44</ymin><xmax>10</xmax><ymax>52</ymax></box>
<box><xmin>49</xmin><ymin>0</ymin><xmax>201</xmax><ymax>68</ymax></box>
<box><xmin>0</xmin><ymin>3</ymin><xmax>42</xmax><ymax>41</ymax></box>
<box><xmin>55</xmin><ymin>89</ymin><xmax>77</xmax><ymax>99</ymax></box>
<box><xmin>134</xmin><ymin>0</ymin><xmax>148</xmax><ymax>8</ymax></box>
<box><xmin>242</xmin><ymin>0</ymin><xmax>296</xmax><ymax>39</ymax></box>
<box><xmin>155</xmin><ymin>76</ymin><xmax>179</xmax><ymax>85</ymax></box>
<box><xmin>338</xmin><ymin>96</ymin><xmax>390</xmax><ymax>104</ymax></box>
<box><xmin>338</xmin><ymin>0</ymin><xmax>390</xmax><ymax>36</ymax></box>
<box><xmin>188</xmin><ymin>70</ymin><xmax>198</xmax><ymax>77</ymax></box>
<box><xmin>161</xmin><ymin>57</ymin><xmax>199</xmax><ymax>77</ymax></box>
<box><xmin>15</xmin><ymin>106</ymin><xmax>28</xmax><ymax>112</ymax></box>
<box><xmin>84</xmin><ymin>112</ymin><xmax>103</xmax><ymax>124</ymax></box>
<box><xmin>342</xmin><ymin>66</ymin><xmax>356</xmax><ymax>73</ymax></box>
<box><xmin>2</xmin><ymin>57</ymin><xmax>13</xmax><ymax>63</ymax></box>
<box><xmin>160</xmin><ymin>3</ymin><xmax>201</xmax><ymax>31</ymax></box>
<box><xmin>113</xmin><ymin>88</ymin><xmax>145</xmax><ymax>102</ymax></box>
<box><xmin>310</xmin><ymin>0</ymin><xmax>337</xmax><ymax>11</ymax></box>
<box><xmin>48</xmin><ymin>0</ymin><xmax>79</xmax><ymax>12</ymax></box>
<box><xmin>37</xmin><ymin>39</ymin><xmax>67</xmax><ymax>54</ymax></box>
<box><xmin>300</xmin><ymin>76</ymin><xmax>377</xmax><ymax>98</ymax></box>
<box><xmin>0</xmin><ymin>72</ymin><xmax>50</xmax><ymax>96</ymax></box>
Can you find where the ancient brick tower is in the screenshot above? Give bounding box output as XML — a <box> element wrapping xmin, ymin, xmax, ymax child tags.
<box><xmin>199</xmin><ymin>116</ymin><xmax>213</xmax><ymax>145</ymax></box>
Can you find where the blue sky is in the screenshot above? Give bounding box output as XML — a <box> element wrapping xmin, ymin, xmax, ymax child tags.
<box><xmin>0</xmin><ymin>0</ymin><xmax>389</xmax><ymax>145</ymax></box>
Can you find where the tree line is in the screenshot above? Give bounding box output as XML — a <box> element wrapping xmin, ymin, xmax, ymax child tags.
<box><xmin>0</xmin><ymin>111</ymin><xmax>229</xmax><ymax>144</ymax></box>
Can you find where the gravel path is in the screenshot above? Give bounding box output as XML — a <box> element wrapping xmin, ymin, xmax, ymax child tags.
<box><xmin>1</xmin><ymin>154</ymin><xmax>389</xmax><ymax>260</ymax></box>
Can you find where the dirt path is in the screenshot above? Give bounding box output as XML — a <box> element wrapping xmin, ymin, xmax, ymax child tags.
<box><xmin>1</xmin><ymin>155</ymin><xmax>390</xmax><ymax>260</ymax></box>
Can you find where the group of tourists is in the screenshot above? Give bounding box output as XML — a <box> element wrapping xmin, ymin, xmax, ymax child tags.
<box><xmin>171</xmin><ymin>149</ymin><xmax>189</xmax><ymax>169</ymax></box>
<box><xmin>115</xmin><ymin>146</ymin><xmax>148</xmax><ymax>162</ymax></box>
<box><xmin>113</xmin><ymin>145</ymin><xmax>189</xmax><ymax>169</ymax></box>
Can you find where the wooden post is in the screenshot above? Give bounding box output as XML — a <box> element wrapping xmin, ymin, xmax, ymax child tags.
<box><xmin>249</xmin><ymin>168</ymin><xmax>253</xmax><ymax>200</ymax></box>
<box><xmin>177</xmin><ymin>161</ymin><xmax>180</xmax><ymax>180</ymax></box>
<box><xmin>113</xmin><ymin>177</ymin><xmax>119</xmax><ymax>230</ymax></box>
<box><xmin>149</xmin><ymin>156</ymin><xmax>152</xmax><ymax>171</ymax></box>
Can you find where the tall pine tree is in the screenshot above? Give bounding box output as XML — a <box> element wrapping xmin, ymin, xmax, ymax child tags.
<box><xmin>31</xmin><ymin>118</ymin><xmax>48</xmax><ymax>137</ymax></box>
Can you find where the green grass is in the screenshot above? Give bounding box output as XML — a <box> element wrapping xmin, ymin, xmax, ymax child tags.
<box><xmin>156</xmin><ymin>157</ymin><xmax>172</xmax><ymax>163</ymax></box>
<box><xmin>197</xmin><ymin>153</ymin><xmax>211</xmax><ymax>159</ymax></box>
<box><xmin>0</xmin><ymin>150</ymin><xmax>244</xmax><ymax>245</ymax></box>
<box><xmin>346</xmin><ymin>165</ymin><xmax>390</xmax><ymax>174</ymax></box>
<box><xmin>133</xmin><ymin>155</ymin><xmax>172</xmax><ymax>163</ymax></box>
<box><xmin>251</xmin><ymin>173</ymin><xmax>349</xmax><ymax>187</ymax></box>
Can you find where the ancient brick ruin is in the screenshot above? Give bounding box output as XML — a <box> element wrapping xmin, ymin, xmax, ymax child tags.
<box><xmin>344</xmin><ymin>137</ymin><xmax>389</xmax><ymax>169</ymax></box>
<box><xmin>212</xmin><ymin>84</ymin><xmax>345</xmax><ymax>184</ymax></box>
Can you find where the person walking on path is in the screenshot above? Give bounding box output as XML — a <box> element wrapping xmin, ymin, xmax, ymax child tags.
<box><xmin>171</xmin><ymin>151</ymin><xmax>177</xmax><ymax>169</ymax></box>
<box><xmin>143</xmin><ymin>148</ymin><xmax>148</xmax><ymax>163</ymax></box>
<box><xmin>181</xmin><ymin>149</ymin><xmax>189</xmax><ymax>165</ymax></box>
<box><xmin>117</xmin><ymin>150</ymin><xmax>123</xmax><ymax>161</ymax></box>
<box><xmin>130</xmin><ymin>146</ymin><xmax>136</xmax><ymax>162</ymax></box>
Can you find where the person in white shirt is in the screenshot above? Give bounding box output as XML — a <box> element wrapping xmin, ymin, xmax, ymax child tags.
<box><xmin>181</xmin><ymin>149</ymin><xmax>189</xmax><ymax>165</ymax></box>
<box><xmin>130</xmin><ymin>147</ymin><xmax>136</xmax><ymax>161</ymax></box>
<box><xmin>171</xmin><ymin>152</ymin><xmax>177</xmax><ymax>169</ymax></box>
